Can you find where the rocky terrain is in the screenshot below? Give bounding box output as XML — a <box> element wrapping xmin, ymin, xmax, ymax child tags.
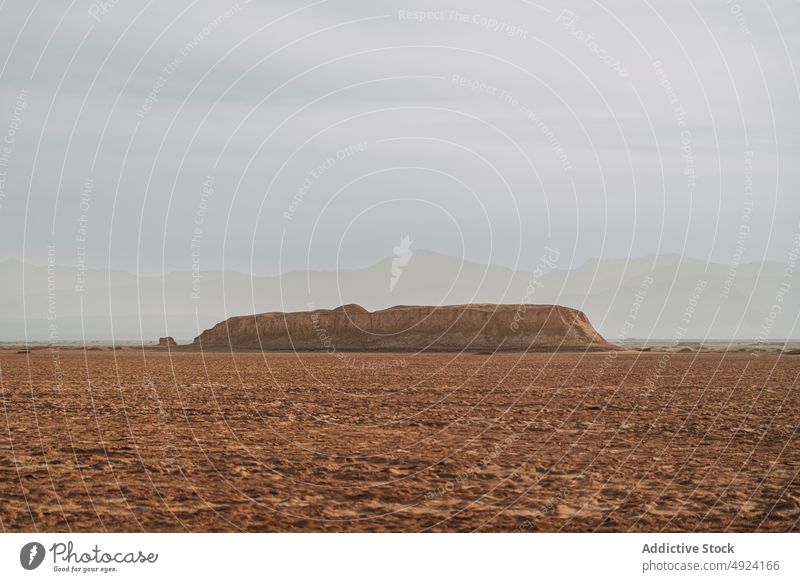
<box><xmin>0</xmin><ymin>348</ymin><xmax>797</xmax><ymax>532</ymax></box>
<box><xmin>193</xmin><ymin>303</ymin><xmax>612</xmax><ymax>351</ymax></box>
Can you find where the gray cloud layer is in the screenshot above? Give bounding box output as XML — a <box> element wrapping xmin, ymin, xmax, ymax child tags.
<box><xmin>0</xmin><ymin>0</ymin><xmax>798</xmax><ymax>276</ymax></box>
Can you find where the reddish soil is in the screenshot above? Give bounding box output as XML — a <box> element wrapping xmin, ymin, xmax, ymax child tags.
<box><xmin>0</xmin><ymin>348</ymin><xmax>797</xmax><ymax>532</ymax></box>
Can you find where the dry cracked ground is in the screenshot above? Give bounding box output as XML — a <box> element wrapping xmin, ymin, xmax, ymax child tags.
<box><xmin>0</xmin><ymin>348</ymin><xmax>798</xmax><ymax>532</ymax></box>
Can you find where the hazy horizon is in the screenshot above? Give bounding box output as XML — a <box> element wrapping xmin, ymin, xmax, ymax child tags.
<box><xmin>1</xmin><ymin>1</ymin><xmax>798</xmax><ymax>341</ymax></box>
<box><xmin>3</xmin><ymin>249</ymin><xmax>798</xmax><ymax>342</ymax></box>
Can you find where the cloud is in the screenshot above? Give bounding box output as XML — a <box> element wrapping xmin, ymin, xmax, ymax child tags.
<box><xmin>0</xmin><ymin>0</ymin><xmax>797</xmax><ymax>274</ymax></box>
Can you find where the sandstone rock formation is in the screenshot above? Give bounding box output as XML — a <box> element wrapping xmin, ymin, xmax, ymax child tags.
<box><xmin>193</xmin><ymin>304</ymin><xmax>613</xmax><ymax>352</ymax></box>
<box><xmin>158</xmin><ymin>336</ymin><xmax>177</xmax><ymax>347</ymax></box>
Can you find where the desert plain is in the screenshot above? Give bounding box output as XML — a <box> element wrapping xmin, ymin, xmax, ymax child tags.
<box><xmin>0</xmin><ymin>347</ymin><xmax>797</xmax><ymax>532</ymax></box>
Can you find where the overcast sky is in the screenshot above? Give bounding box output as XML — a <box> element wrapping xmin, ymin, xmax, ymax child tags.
<box><xmin>0</xmin><ymin>0</ymin><xmax>798</xmax><ymax>275</ymax></box>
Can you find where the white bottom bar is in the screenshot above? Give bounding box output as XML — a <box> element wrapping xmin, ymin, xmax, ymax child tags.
<box><xmin>1</xmin><ymin>533</ymin><xmax>797</xmax><ymax>581</ymax></box>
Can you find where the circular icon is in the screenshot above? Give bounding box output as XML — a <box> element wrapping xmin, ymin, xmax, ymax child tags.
<box><xmin>20</xmin><ymin>542</ymin><xmax>46</xmax><ymax>570</ymax></box>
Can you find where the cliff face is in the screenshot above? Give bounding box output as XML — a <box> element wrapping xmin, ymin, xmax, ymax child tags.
<box><xmin>193</xmin><ymin>303</ymin><xmax>613</xmax><ymax>351</ymax></box>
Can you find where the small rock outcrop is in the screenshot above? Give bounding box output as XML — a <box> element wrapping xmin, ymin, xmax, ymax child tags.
<box><xmin>158</xmin><ymin>336</ymin><xmax>177</xmax><ymax>347</ymax></box>
<box><xmin>193</xmin><ymin>304</ymin><xmax>613</xmax><ymax>352</ymax></box>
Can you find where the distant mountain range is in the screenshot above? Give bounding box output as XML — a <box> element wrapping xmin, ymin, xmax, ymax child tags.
<box><xmin>1</xmin><ymin>252</ymin><xmax>797</xmax><ymax>342</ymax></box>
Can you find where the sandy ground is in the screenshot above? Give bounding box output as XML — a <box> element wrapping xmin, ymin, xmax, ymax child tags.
<box><xmin>0</xmin><ymin>348</ymin><xmax>797</xmax><ymax>532</ymax></box>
